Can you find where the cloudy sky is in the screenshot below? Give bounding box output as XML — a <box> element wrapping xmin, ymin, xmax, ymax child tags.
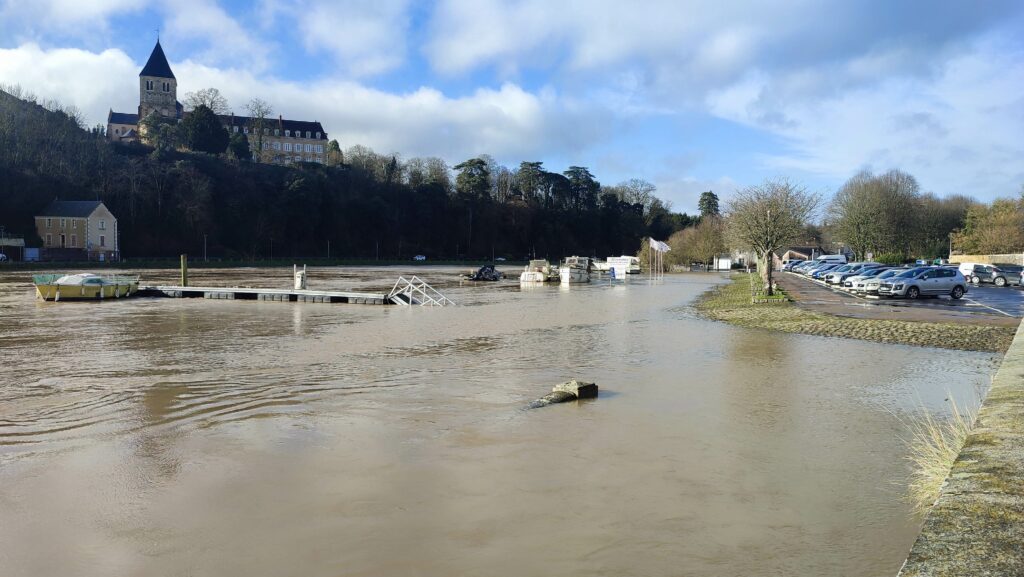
<box><xmin>1</xmin><ymin>0</ymin><xmax>1022</xmax><ymax>211</ymax></box>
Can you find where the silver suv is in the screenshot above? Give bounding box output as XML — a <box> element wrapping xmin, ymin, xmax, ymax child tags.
<box><xmin>878</xmin><ymin>267</ymin><xmax>968</xmax><ymax>299</ymax></box>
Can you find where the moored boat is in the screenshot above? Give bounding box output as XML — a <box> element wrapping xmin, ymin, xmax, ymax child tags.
<box><xmin>559</xmin><ymin>256</ymin><xmax>592</xmax><ymax>284</ymax></box>
<box><xmin>33</xmin><ymin>273</ymin><xmax>140</xmax><ymax>301</ymax></box>
<box><xmin>520</xmin><ymin>259</ymin><xmax>560</xmax><ymax>284</ymax></box>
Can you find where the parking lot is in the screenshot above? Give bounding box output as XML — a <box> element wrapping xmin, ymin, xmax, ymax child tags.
<box><xmin>777</xmin><ymin>272</ymin><xmax>1024</xmax><ymax>327</ymax></box>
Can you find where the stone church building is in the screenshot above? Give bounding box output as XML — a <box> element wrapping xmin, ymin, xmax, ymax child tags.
<box><xmin>107</xmin><ymin>40</ymin><xmax>328</xmax><ymax>165</ymax></box>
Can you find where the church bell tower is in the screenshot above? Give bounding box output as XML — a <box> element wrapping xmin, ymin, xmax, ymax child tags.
<box><xmin>138</xmin><ymin>40</ymin><xmax>178</xmax><ymax>121</ymax></box>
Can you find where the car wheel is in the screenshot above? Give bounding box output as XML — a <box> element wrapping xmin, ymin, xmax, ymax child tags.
<box><xmin>971</xmin><ymin>276</ymin><xmax>981</xmax><ymax>284</ymax></box>
<box><xmin>906</xmin><ymin>286</ymin><xmax>920</xmax><ymax>299</ymax></box>
<box><xmin>995</xmin><ymin>276</ymin><xmax>1007</xmax><ymax>287</ymax></box>
<box><xmin>951</xmin><ymin>286</ymin><xmax>964</xmax><ymax>299</ymax></box>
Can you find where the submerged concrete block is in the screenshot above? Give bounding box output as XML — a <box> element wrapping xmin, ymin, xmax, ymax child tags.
<box><xmin>552</xmin><ymin>379</ymin><xmax>599</xmax><ymax>399</ymax></box>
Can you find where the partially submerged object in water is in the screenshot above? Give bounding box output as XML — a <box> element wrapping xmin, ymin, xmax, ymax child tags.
<box><xmin>528</xmin><ymin>379</ymin><xmax>599</xmax><ymax>408</ymax></box>
<box><xmin>463</xmin><ymin>265</ymin><xmax>504</xmax><ymax>282</ymax></box>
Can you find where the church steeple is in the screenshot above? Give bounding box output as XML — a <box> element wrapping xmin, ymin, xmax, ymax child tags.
<box><xmin>139</xmin><ymin>40</ymin><xmax>175</xmax><ymax>80</ymax></box>
<box><xmin>138</xmin><ymin>39</ymin><xmax>179</xmax><ymax>122</ymax></box>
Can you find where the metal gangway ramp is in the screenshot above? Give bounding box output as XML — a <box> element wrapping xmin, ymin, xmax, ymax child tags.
<box><xmin>388</xmin><ymin>276</ymin><xmax>456</xmax><ymax>306</ymax></box>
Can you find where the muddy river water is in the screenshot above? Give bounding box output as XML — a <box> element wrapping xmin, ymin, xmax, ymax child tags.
<box><xmin>0</xmin><ymin>267</ymin><xmax>996</xmax><ymax>576</ymax></box>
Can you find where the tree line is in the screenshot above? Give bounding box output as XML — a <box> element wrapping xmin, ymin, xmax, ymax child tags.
<box><xmin>0</xmin><ymin>86</ymin><xmax>696</xmax><ymax>261</ymax></box>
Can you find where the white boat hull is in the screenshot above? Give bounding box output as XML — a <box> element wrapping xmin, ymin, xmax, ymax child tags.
<box><xmin>560</xmin><ymin>267</ymin><xmax>590</xmax><ymax>284</ymax></box>
<box><xmin>520</xmin><ymin>271</ymin><xmax>547</xmax><ymax>284</ymax></box>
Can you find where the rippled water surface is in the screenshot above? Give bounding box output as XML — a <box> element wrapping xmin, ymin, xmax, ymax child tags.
<box><xmin>0</xmin><ymin>266</ymin><xmax>997</xmax><ymax>576</ymax></box>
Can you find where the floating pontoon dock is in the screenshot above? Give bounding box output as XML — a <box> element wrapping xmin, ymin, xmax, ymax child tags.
<box><xmin>137</xmin><ymin>285</ymin><xmax>391</xmax><ymax>304</ymax></box>
<box><xmin>136</xmin><ymin>274</ymin><xmax>455</xmax><ymax>307</ymax></box>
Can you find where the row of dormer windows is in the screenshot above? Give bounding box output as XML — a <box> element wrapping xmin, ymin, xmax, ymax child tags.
<box><xmin>231</xmin><ymin>125</ymin><xmax>322</xmax><ymax>139</ymax></box>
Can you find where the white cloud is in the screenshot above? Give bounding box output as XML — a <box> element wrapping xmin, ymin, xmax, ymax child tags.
<box><xmin>707</xmin><ymin>34</ymin><xmax>1024</xmax><ymax>198</ymax></box>
<box><xmin>0</xmin><ymin>0</ymin><xmax>147</xmax><ymax>41</ymax></box>
<box><xmin>159</xmin><ymin>0</ymin><xmax>271</xmax><ymax>71</ymax></box>
<box><xmin>0</xmin><ymin>43</ymin><xmax>138</xmax><ymax>121</ymax></box>
<box><xmin>294</xmin><ymin>0</ymin><xmax>412</xmax><ymax>77</ymax></box>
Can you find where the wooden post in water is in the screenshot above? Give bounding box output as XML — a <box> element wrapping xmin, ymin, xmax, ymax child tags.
<box><xmin>180</xmin><ymin>254</ymin><xmax>188</xmax><ymax>287</ymax></box>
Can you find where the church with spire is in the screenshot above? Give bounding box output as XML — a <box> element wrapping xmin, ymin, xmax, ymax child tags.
<box><xmin>107</xmin><ymin>40</ymin><xmax>329</xmax><ymax>165</ymax></box>
<box><xmin>107</xmin><ymin>39</ymin><xmax>182</xmax><ymax>143</ymax></box>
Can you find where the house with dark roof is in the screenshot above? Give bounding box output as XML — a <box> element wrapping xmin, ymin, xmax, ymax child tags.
<box><xmin>107</xmin><ymin>40</ymin><xmax>329</xmax><ymax>165</ymax></box>
<box><xmin>34</xmin><ymin>200</ymin><xmax>119</xmax><ymax>261</ymax></box>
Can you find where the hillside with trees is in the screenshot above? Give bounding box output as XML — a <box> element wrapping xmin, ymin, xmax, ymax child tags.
<box><xmin>0</xmin><ymin>87</ymin><xmax>694</xmax><ymax>261</ymax></box>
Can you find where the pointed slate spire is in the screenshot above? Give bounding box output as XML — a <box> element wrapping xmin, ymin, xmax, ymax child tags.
<box><xmin>139</xmin><ymin>40</ymin><xmax>175</xmax><ymax>79</ymax></box>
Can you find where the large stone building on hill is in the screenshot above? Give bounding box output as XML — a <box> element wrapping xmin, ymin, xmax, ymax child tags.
<box><xmin>107</xmin><ymin>40</ymin><xmax>328</xmax><ymax>165</ymax></box>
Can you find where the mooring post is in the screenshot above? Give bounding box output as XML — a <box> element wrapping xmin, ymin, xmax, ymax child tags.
<box><xmin>180</xmin><ymin>254</ymin><xmax>188</xmax><ymax>287</ymax></box>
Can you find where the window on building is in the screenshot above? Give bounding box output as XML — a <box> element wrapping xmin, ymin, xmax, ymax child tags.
<box><xmin>73</xmin><ymin>220</ymin><xmax>78</xmax><ymax>228</ymax></box>
<box><xmin>46</xmin><ymin>234</ymin><xmax>52</xmax><ymax>246</ymax></box>
<box><xmin>316</xmin><ymin>144</ymin><xmax>323</xmax><ymax>153</ymax></box>
<box><xmin>70</xmin><ymin>234</ymin><xmax>77</xmax><ymax>248</ymax></box>
<box><xmin>99</xmin><ymin>235</ymin><xmax>106</xmax><ymax>248</ymax></box>
<box><xmin>274</xmin><ymin>129</ymin><xmax>280</xmax><ymax>136</ymax></box>
<box><xmin>305</xmin><ymin>131</ymin><xmax>311</xmax><ymax>139</ymax></box>
<box><xmin>60</xmin><ymin>218</ymin><xmax>66</xmax><ymax>228</ymax></box>
<box><xmin>263</xmin><ymin>142</ymin><xmax>270</xmax><ymax>150</ymax></box>
<box><xmin>316</xmin><ymin>132</ymin><xmax>321</xmax><ymax>139</ymax></box>
<box><xmin>162</xmin><ymin>82</ymin><xmax>169</xmax><ymax>92</ymax></box>
<box><xmin>115</xmin><ymin>128</ymin><xmax>120</xmax><ymax>135</ymax></box>
<box><xmin>233</xmin><ymin>126</ymin><xmax>239</xmax><ymax>133</ymax></box>
<box><xmin>285</xmin><ymin>130</ymin><xmax>290</xmax><ymax>137</ymax></box>
<box><xmin>46</xmin><ymin>218</ymin><xmax>52</xmax><ymax>228</ymax></box>
<box><xmin>264</xmin><ymin>128</ymin><xmax>270</xmax><ymax>135</ymax></box>
<box><xmin>99</xmin><ymin>220</ymin><xmax>106</xmax><ymax>230</ymax></box>
<box><xmin>244</xmin><ymin>127</ymin><xmax>249</xmax><ymax>134</ymax></box>
<box><xmin>273</xmin><ymin>142</ymin><xmax>281</xmax><ymax>151</ymax></box>
<box><xmin>284</xmin><ymin>143</ymin><xmax>292</xmax><ymax>152</ymax></box>
<box><xmin>145</xmin><ymin>80</ymin><xmax>153</xmax><ymax>90</ymax></box>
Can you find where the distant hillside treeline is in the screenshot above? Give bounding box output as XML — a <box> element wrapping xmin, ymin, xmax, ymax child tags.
<box><xmin>0</xmin><ymin>88</ymin><xmax>694</xmax><ymax>260</ymax></box>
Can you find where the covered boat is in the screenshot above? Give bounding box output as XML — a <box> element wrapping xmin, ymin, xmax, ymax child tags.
<box><xmin>520</xmin><ymin>259</ymin><xmax>560</xmax><ymax>284</ymax></box>
<box><xmin>33</xmin><ymin>273</ymin><xmax>140</xmax><ymax>301</ymax></box>
<box><xmin>559</xmin><ymin>256</ymin><xmax>592</xmax><ymax>284</ymax></box>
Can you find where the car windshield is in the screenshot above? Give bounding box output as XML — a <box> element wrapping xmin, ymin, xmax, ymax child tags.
<box><xmin>859</xmin><ymin>268</ymin><xmax>886</xmax><ymax>278</ymax></box>
<box><xmin>832</xmin><ymin>265</ymin><xmax>852</xmax><ymax>273</ymax></box>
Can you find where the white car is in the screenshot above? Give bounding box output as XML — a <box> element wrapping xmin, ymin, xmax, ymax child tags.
<box><xmin>858</xmin><ymin>268</ymin><xmax>907</xmax><ymax>294</ymax></box>
<box><xmin>842</xmin><ymin>267</ymin><xmax>890</xmax><ymax>290</ymax></box>
<box><xmin>412</xmin><ymin>255</ymin><xmax>427</xmax><ymax>261</ymax></box>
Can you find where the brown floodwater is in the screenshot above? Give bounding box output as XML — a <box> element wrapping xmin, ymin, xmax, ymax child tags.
<box><xmin>0</xmin><ymin>266</ymin><xmax>996</xmax><ymax>576</ymax></box>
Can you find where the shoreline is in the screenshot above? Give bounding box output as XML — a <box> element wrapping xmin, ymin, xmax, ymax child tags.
<box><xmin>695</xmin><ymin>273</ymin><xmax>1017</xmax><ymax>353</ymax></box>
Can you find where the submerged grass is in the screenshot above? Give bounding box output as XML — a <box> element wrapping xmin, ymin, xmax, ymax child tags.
<box><xmin>694</xmin><ymin>273</ymin><xmax>1015</xmax><ymax>352</ymax></box>
<box><xmin>904</xmin><ymin>399</ymin><xmax>976</xmax><ymax>515</ymax></box>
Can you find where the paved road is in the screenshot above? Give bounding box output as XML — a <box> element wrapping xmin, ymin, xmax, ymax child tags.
<box><xmin>776</xmin><ymin>273</ymin><xmax>1023</xmax><ymax>327</ymax></box>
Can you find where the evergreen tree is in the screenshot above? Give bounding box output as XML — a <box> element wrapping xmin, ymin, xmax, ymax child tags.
<box><xmin>182</xmin><ymin>105</ymin><xmax>229</xmax><ymax>154</ymax></box>
<box><xmin>698</xmin><ymin>190</ymin><xmax>720</xmax><ymax>218</ymax></box>
<box><xmin>228</xmin><ymin>132</ymin><xmax>250</xmax><ymax>161</ymax></box>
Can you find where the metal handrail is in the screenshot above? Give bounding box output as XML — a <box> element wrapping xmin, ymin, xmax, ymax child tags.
<box><xmin>388</xmin><ymin>276</ymin><xmax>456</xmax><ymax>306</ymax></box>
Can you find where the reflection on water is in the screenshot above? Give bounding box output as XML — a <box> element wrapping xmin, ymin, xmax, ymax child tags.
<box><xmin>0</xmin><ymin>267</ymin><xmax>997</xmax><ymax>577</ymax></box>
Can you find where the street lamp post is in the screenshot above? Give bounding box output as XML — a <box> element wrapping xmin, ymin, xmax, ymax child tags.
<box><xmin>204</xmin><ymin>234</ymin><xmax>207</xmax><ymax>263</ymax></box>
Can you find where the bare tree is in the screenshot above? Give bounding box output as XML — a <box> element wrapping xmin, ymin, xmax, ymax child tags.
<box><xmin>184</xmin><ymin>88</ymin><xmax>231</xmax><ymax>115</ymax></box>
<box><xmin>245</xmin><ymin>98</ymin><xmax>273</xmax><ymax>162</ymax></box>
<box><xmin>727</xmin><ymin>178</ymin><xmax>820</xmax><ymax>295</ymax></box>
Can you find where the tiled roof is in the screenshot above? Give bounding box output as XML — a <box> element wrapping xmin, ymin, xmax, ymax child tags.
<box><xmin>108</xmin><ymin>111</ymin><xmax>139</xmax><ymax>125</ymax></box>
<box><xmin>219</xmin><ymin>114</ymin><xmax>328</xmax><ymax>139</ymax></box>
<box><xmin>38</xmin><ymin>200</ymin><xmax>106</xmax><ymax>218</ymax></box>
<box><xmin>139</xmin><ymin>40</ymin><xmax>175</xmax><ymax>79</ymax></box>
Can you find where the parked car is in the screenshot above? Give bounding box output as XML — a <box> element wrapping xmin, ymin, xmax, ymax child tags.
<box><xmin>413</xmin><ymin>255</ymin><xmax>427</xmax><ymax>261</ymax></box>
<box><xmin>810</xmin><ymin>264</ymin><xmax>842</xmax><ymax>279</ymax></box>
<box><xmin>878</xmin><ymin>267</ymin><xmax>968</xmax><ymax>299</ymax></box>
<box><xmin>967</xmin><ymin>263</ymin><xmax>1021</xmax><ymax>287</ymax></box>
<box><xmin>842</xmin><ymin>266</ymin><xmax>891</xmax><ymax>290</ymax></box>
<box><xmin>856</xmin><ymin>268</ymin><xmax>907</xmax><ymax>294</ymax></box>
<box><xmin>783</xmin><ymin>259</ymin><xmax>804</xmax><ymax>271</ymax></box>
<box><xmin>824</xmin><ymin>262</ymin><xmax>879</xmax><ymax>285</ymax></box>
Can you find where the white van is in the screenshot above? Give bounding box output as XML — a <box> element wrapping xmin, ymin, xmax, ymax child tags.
<box><xmin>815</xmin><ymin>254</ymin><xmax>847</xmax><ymax>264</ymax></box>
<box><xmin>957</xmin><ymin>262</ymin><xmax>981</xmax><ymax>278</ymax></box>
